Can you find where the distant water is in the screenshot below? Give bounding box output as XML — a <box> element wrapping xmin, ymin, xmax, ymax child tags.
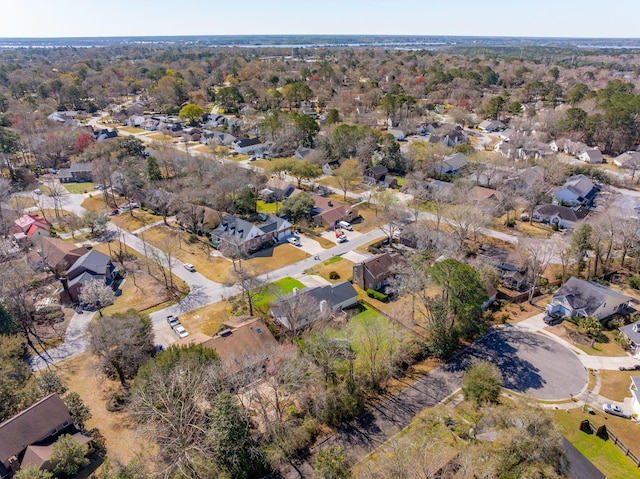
<box><xmin>1</xmin><ymin>35</ymin><xmax>640</xmax><ymax>50</ymax></box>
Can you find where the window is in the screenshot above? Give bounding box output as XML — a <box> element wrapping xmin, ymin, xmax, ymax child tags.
<box><xmin>50</xmin><ymin>428</ymin><xmax>57</xmax><ymax>436</ymax></box>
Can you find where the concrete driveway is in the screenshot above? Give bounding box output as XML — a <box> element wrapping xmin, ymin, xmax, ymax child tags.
<box><xmin>450</xmin><ymin>329</ymin><xmax>588</xmax><ymax>400</ymax></box>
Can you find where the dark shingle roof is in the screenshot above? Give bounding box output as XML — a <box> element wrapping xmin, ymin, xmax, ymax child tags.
<box><xmin>68</xmin><ymin>249</ymin><xmax>111</xmax><ymax>277</ymax></box>
<box><xmin>554</xmin><ymin>277</ymin><xmax>630</xmax><ymax>317</ymax></box>
<box><xmin>0</xmin><ymin>394</ymin><xmax>71</xmax><ymax>469</ymax></box>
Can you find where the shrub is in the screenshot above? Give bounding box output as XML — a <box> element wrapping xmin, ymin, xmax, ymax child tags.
<box><xmin>629</xmin><ymin>276</ymin><xmax>640</xmax><ymax>290</ymax></box>
<box><xmin>366</xmin><ymin>288</ymin><xmax>388</xmax><ymax>302</ymax></box>
<box><xmin>462</xmin><ymin>361</ymin><xmax>504</xmax><ymax>406</ymax></box>
<box><xmin>329</xmin><ymin>271</ymin><xmax>340</xmax><ymax>280</ymax></box>
<box><xmin>614</xmin><ymin>330</ymin><xmax>631</xmax><ymax>349</ymax></box>
<box><xmin>187</xmin><ymin>233</ymin><xmax>198</xmax><ymax>244</ymax></box>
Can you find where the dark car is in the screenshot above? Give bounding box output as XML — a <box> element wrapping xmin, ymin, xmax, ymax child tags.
<box><xmin>543</xmin><ymin>315</ymin><xmax>563</xmax><ymax>326</ymax></box>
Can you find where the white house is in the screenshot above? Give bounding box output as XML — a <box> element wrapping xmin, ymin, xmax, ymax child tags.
<box><xmin>619</xmin><ymin>321</ymin><xmax>640</xmax><ymax>358</ymax></box>
<box><xmin>578</xmin><ymin>148</ymin><xmax>604</xmax><ymax>164</ymax></box>
<box><xmin>546</xmin><ymin>277</ymin><xmax>631</xmax><ymax>321</ymax></box>
<box><xmin>233</xmin><ymin>138</ymin><xmax>264</xmax><ymax>155</ymax></box>
<box><xmin>532</xmin><ymin>204</ymin><xmax>588</xmax><ymax>229</ymax></box>
<box><xmin>613</xmin><ymin>151</ymin><xmax>640</xmax><ymax>168</ymax></box>
<box><xmin>553</xmin><ymin>174</ymin><xmax>597</xmax><ymax>206</ymax></box>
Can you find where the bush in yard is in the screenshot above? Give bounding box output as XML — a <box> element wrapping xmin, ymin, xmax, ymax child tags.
<box><xmin>366</xmin><ymin>289</ymin><xmax>388</xmax><ymax>302</ymax></box>
<box><xmin>462</xmin><ymin>361</ymin><xmax>503</xmax><ymax>406</ymax></box>
<box><xmin>629</xmin><ymin>276</ymin><xmax>640</xmax><ymax>290</ymax></box>
<box><xmin>314</xmin><ymin>445</ymin><xmax>352</xmax><ymax>479</ymax></box>
<box><xmin>329</xmin><ymin>271</ymin><xmax>340</xmax><ymax>280</ymax></box>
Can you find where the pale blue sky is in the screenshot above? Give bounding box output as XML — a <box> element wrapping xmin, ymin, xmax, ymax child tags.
<box><xmin>2</xmin><ymin>0</ymin><xmax>639</xmax><ymax>38</ymax></box>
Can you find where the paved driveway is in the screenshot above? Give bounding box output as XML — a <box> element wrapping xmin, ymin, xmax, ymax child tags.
<box><xmin>451</xmin><ymin>329</ymin><xmax>587</xmax><ymax>400</ymax></box>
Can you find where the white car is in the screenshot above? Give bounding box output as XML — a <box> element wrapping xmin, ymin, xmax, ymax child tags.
<box><xmin>602</xmin><ymin>403</ymin><xmax>630</xmax><ymax>418</ymax></box>
<box><xmin>183</xmin><ymin>263</ymin><xmax>195</xmax><ymax>272</ymax></box>
<box><xmin>337</xmin><ymin>234</ymin><xmax>348</xmax><ymax>243</ymax></box>
<box><xmin>173</xmin><ymin>325</ymin><xmax>189</xmax><ymax>338</ymax></box>
<box><xmin>287</xmin><ymin>237</ymin><xmax>301</xmax><ymax>246</ymax></box>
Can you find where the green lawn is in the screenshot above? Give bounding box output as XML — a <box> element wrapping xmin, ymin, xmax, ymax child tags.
<box><xmin>62</xmin><ymin>182</ymin><xmax>94</xmax><ymax>194</ymax></box>
<box><xmin>256</xmin><ymin>200</ymin><xmax>280</xmax><ymax>215</ymax></box>
<box><xmin>253</xmin><ymin>277</ymin><xmax>305</xmax><ymax>310</ymax></box>
<box><xmin>553</xmin><ymin>409</ymin><xmax>640</xmax><ymax>479</ymax></box>
<box><xmin>323</xmin><ymin>256</ymin><xmax>343</xmax><ymax>266</ymax></box>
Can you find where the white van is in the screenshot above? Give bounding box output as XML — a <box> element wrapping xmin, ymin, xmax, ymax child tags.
<box><xmin>337</xmin><ymin>221</ymin><xmax>353</xmax><ymax>231</ymax></box>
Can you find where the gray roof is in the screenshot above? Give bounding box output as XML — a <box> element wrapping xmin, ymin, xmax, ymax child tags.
<box><xmin>304</xmin><ymin>281</ymin><xmax>357</xmax><ymax>306</ymax></box>
<box><xmin>561</xmin><ymin>438</ymin><xmax>605</xmax><ymax>479</ymax></box>
<box><xmin>235</xmin><ymin>137</ymin><xmax>262</xmax><ymax>148</ymax></box>
<box><xmin>554</xmin><ymin>277</ymin><xmax>630</xmax><ymax>317</ymax></box>
<box><xmin>534</xmin><ymin>204</ymin><xmax>588</xmax><ymax>222</ymax></box>
<box><xmin>67</xmin><ymin>249</ymin><xmax>111</xmax><ymax>278</ymax></box>
<box><xmin>620</xmin><ymin>321</ymin><xmax>640</xmax><ymax>346</ymax></box>
<box><xmin>70</xmin><ymin>162</ymin><xmax>91</xmax><ymax>172</ymax></box>
<box><xmin>260</xmin><ymin>215</ymin><xmax>291</xmax><ymax>234</ymax></box>
<box><xmin>211</xmin><ymin>215</ymin><xmax>263</xmax><ymax>243</ymax></box>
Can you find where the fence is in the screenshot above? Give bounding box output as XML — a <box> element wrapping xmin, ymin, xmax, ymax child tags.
<box><xmin>580</xmin><ymin>419</ymin><xmax>640</xmax><ymax>467</ymax></box>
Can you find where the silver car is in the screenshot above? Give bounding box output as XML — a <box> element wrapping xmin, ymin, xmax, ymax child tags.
<box><xmin>602</xmin><ymin>403</ymin><xmax>630</xmax><ymax>418</ymax></box>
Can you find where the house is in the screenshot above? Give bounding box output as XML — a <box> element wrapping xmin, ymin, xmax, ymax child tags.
<box><xmin>311</xmin><ymin>196</ymin><xmax>359</xmax><ymax>229</ymax></box>
<box><xmin>211</xmin><ymin>215</ymin><xmax>267</xmax><ymax>253</ymax></box>
<box><xmin>578</xmin><ymin>148</ymin><xmax>604</xmax><ymax>164</ymax></box>
<box><xmin>432</xmin><ymin>124</ymin><xmax>468</xmax><ymax>147</ymax></box>
<box><xmin>426</xmin><ymin>179</ymin><xmax>455</xmax><ymax>197</ymax></box>
<box><xmin>233</xmin><ymin>137</ymin><xmax>264</xmax><ymax>155</ymax></box>
<box><xmin>505</xmin><ymin>166</ymin><xmax>544</xmax><ymax>191</ymax></box>
<box><xmin>47</xmin><ymin>111</ymin><xmax>82</xmax><ymax>127</ymax></box>
<box><xmin>469</xmin><ymin>186</ymin><xmax>503</xmax><ymax>203</ymax></box>
<box><xmin>352</xmin><ymin>252</ymin><xmax>401</xmax><ymax>291</ymax></box>
<box><xmin>294</xmin><ymin>146</ymin><xmax>317</xmax><ymax>160</ymax></box>
<box><xmin>176</xmin><ymin>205</ymin><xmax>222</xmax><ymax>234</ymax></box>
<box><xmin>619</xmin><ymin>322</ymin><xmax>640</xmax><ymax>358</ymax></box>
<box><xmin>58</xmin><ymin>162</ymin><xmax>92</xmax><ymax>183</ymax></box>
<box><xmin>272</xmin><ymin>282</ymin><xmax>358</xmax><ymax>331</ymax></box>
<box><xmin>417</xmin><ymin>122</ymin><xmax>439</xmax><ymax>136</ymax></box>
<box><xmin>0</xmin><ymin>393</ymin><xmax>91</xmax><ymax>478</ymax></box>
<box><xmin>478</xmin><ymin>119</ymin><xmax>506</xmax><ymax>133</ymax></box>
<box><xmin>434</xmin><ymin>153</ymin><xmax>467</xmax><ymax>175</ymax></box>
<box><xmin>546</xmin><ymin>277</ymin><xmax>632</xmax><ymax>321</ymax></box>
<box><xmin>482</xmin><ymin>281</ymin><xmax>498</xmax><ymax>310</ymax></box>
<box><xmin>613</xmin><ymin>151</ymin><xmax>640</xmax><ymax>168</ymax></box>
<box><xmin>174</xmin><ymin>317</ymin><xmax>277</xmax><ymax>376</ymax></box>
<box><xmin>200</xmin><ymin>131</ymin><xmax>237</xmax><ymax>147</ymax></box>
<box><xmin>532</xmin><ymin>204</ymin><xmax>588</xmax><ymax>229</ymax></box>
<box><xmin>362</xmin><ymin>165</ymin><xmax>397</xmax><ymax>188</ymax></box>
<box><xmin>12</xmin><ymin>214</ymin><xmax>49</xmax><ymax>242</ymax></box>
<box><xmin>322</xmin><ymin>158</ymin><xmax>345</xmax><ymax>176</ymax></box>
<box><xmin>629</xmin><ymin>376</ymin><xmax>640</xmax><ymax>416</ymax></box>
<box><xmin>64</xmin><ymin>249</ymin><xmax>115</xmax><ymax>303</ymax></box>
<box><xmin>38</xmin><ymin>237</ymin><xmax>88</xmax><ymax>275</ymax></box>
<box><xmin>549</xmin><ymin>139</ymin><xmax>588</xmax><ymax>156</ymax></box>
<box><xmin>554</xmin><ymin>174</ymin><xmax>597</xmax><ymax>206</ymax></box>
<box><xmin>92</xmin><ymin>128</ymin><xmax>118</xmax><ymax>142</ymax></box>
<box><xmin>260</xmin><ymin>215</ymin><xmax>293</xmax><ymax>242</ymax></box>
<box><xmin>258</xmin><ymin>178</ymin><xmax>296</xmax><ymax>202</ymax></box>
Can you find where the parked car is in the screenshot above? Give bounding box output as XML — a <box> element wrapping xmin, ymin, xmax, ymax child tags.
<box><xmin>619</xmin><ymin>364</ymin><xmax>640</xmax><ymax>371</ymax></box>
<box><xmin>173</xmin><ymin>325</ymin><xmax>189</xmax><ymax>338</ymax></box>
<box><xmin>167</xmin><ymin>315</ymin><xmax>179</xmax><ymax>327</ymax></box>
<box><xmin>337</xmin><ymin>234</ymin><xmax>348</xmax><ymax>243</ymax></box>
<box><xmin>337</xmin><ymin>221</ymin><xmax>353</xmax><ymax>231</ymax></box>
<box><xmin>109</xmin><ymin>209</ymin><xmax>121</xmax><ymax>216</ymax></box>
<box><xmin>543</xmin><ymin>315</ymin><xmax>563</xmax><ymax>326</ymax></box>
<box><xmin>287</xmin><ymin>237</ymin><xmax>301</xmax><ymax>246</ymax></box>
<box><xmin>602</xmin><ymin>403</ymin><xmax>631</xmax><ymax>418</ymax></box>
<box><xmin>184</xmin><ymin>263</ymin><xmax>195</xmax><ymax>272</ymax></box>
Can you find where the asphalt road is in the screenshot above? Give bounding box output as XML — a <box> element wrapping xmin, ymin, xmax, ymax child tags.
<box><xmin>282</xmin><ymin>329</ymin><xmax>588</xmax><ymax>478</ymax></box>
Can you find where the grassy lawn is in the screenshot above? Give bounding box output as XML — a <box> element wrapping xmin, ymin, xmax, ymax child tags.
<box><xmin>252</xmin><ymin>277</ymin><xmax>305</xmax><ymax>311</ymax></box>
<box><xmin>110</xmin><ymin>210</ymin><xmax>164</xmax><ymax>232</ymax></box>
<box><xmin>246</xmin><ymin>243</ymin><xmax>309</xmax><ymax>270</ymax></box>
<box><xmin>62</xmin><ymin>182</ymin><xmax>94</xmax><ymax>194</ymax></box>
<box><xmin>145</xmin><ymin>132</ymin><xmax>175</xmax><ymax>141</ymax></box>
<box><xmin>91</xmin><ymin>243</ymin><xmax>187</xmax><ymax>316</ymax></box>
<box><xmin>318</xmin><ymin>175</ymin><xmax>367</xmax><ymax>195</ymax></box>
<box><xmin>81</xmin><ymin>194</ymin><xmax>111</xmax><ymax>213</ymax></box>
<box><xmin>553</xmin><ymin>408</ymin><xmax>640</xmax><ymax>479</ymax></box>
<box><xmin>600</xmin><ymin>370</ymin><xmax>634</xmax><ymax>402</ymax></box>
<box><xmin>119</xmin><ymin>126</ymin><xmax>145</xmax><ymax>134</ymax></box>
<box><xmin>8</xmin><ymin>195</ymin><xmax>36</xmax><ymax>210</ymax></box>
<box><xmin>251</xmin><ymin>159</ymin><xmax>271</xmax><ymax>169</ymax></box>
<box><xmin>139</xmin><ymin>225</ymin><xmax>235</xmax><ymax>284</ymax></box>
<box><xmin>304</xmin><ymin>256</ymin><xmax>355</xmax><ymax>283</ymax></box>
<box><xmin>53</xmin><ymin>353</ymin><xmax>152</xmax><ymax>465</ymax></box>
<box><xmin>256</xmin><ymin>200</ymin><xmax>280</xmax><ymax>215</ymax></box>
<box><xmin>352</xmin><ymin>203</ymin><xmax>387</xmax><ymax>233</ymax></box>
<box><xmin>177</xmin><ymin>300</ymin><xmax>233</xmax><ymax>336</ymax></box>
<box><xmin>550</xmin><ymin>321</ymin><xmax>629</xmax><ymax>357</ymax></box>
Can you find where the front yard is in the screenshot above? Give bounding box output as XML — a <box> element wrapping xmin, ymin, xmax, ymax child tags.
<box><xmin>304</xmin><ymin>256</ymin><xmax>355</xmax><ymax>283</ymax></box>
<box><xmin>62</xmin><ymin>182</ymin><xmax>94</xmax><ymax>194</ymax></box>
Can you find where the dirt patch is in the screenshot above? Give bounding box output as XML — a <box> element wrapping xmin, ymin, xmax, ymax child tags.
<box><xmin>53</xmin><ymin>353</ymin><xmax>152</xmax><ymax>464</ymax></box>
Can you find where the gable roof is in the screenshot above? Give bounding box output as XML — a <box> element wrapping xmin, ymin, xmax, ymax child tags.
<box><xmin>561</xmin><ymin>174</ymin><xmax>596</xmax><ymax>198</ymax></box>
<box><xmin>553</xmin><ymin>277</ymin><xmax>630</xmax><ymax>317</ymax></box>
<box><xmin>174</xmin><ymin>318</ymin><xmax>277</xmax><ymax>374</ymax></box>
<box><xmin>579</xmin><ymin>148</ymin><xmax>604</xmax><ymax>162</ymax></box>
<box><xmin>14</xmin><ymin>214</ymin><xmax>48</xmax><ymax>233</ymax></box>
<box><xmin>305</xmin><ymin>281</ymin><xmax>358</xmax><ymax>306</ymax></box>
<box><xmin>68</xmin><ymin>249</ymin><xmax>112</xmax><ymax>278</ymax></box>
<box><xmin>211</xmin><ymin>215</ymin><xmax>265</xmax><ymax>244</ymax></box>
<box><xmin>469</xmin><ymin>186</ymin><xmax>503</xmax><ymax>202</ymax></box>
<box><xmin>260</xmin><ymin>215</ymin><xmax>292</xmax><ymax>234</ymax></box>
<box><xmin>0</xmin><ymin>394</ymin><xmax>71</xmax><ymax>469</ymax></box>
<box><xmin>366</xmin><ymin>165</ymin><xmax>388</xmax><ymax>177</ymax></box>
<box><xmin>534</xmin><ymin>204</ymin><xmax>588</xmax><ymax>222</ymax></box>
<box><xmin>620</xmin><ymin>321</ymin><xmax>640</xmax><ymax>346</ymax></box>
<box><xmin>614</xmin><ymin>151</ymin><xmax>640</xmax><ymax>167</ymax></box>
<box><xmin>361</xmin><ymin>252</ymin><xmax>401</xmax><ymax>278</ymax></box>
<box><xmin>235</xmin><ymin>137</ymin><xmax>262</xmax><ymax>148</ymax></box>
<box><xmin>39</xmin><ymin>237</ymin><xmax>88</xmax><ymax>271</ymax></box>
<box><xmin>436</xmin><ymin>153</ymin><xmax>467</xmax><ymax>174</ymax></box>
